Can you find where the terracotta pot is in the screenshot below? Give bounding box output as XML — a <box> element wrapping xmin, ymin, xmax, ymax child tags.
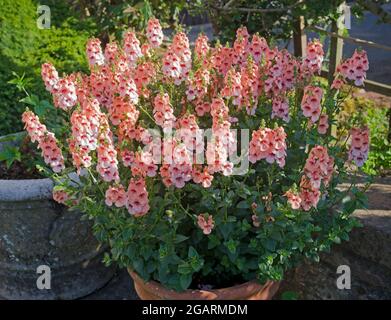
<box><xmin>128</xmin><ymin>269</ymin><xmax>280</xmax><ymax>300</ymax></box>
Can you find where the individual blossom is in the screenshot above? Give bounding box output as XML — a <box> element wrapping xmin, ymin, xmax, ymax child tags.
<box><xmin>317</xmin><ymin>114</ymin><xmax>329</xmax><ymax>134</ymax></box>
<box><xmin>348</xmin><ymin>127</ymin><xmax>370</xmax><ymax>167</ymax></box>
<box><xmin>52</xmin><ymin>189</ymin><xmax>70</xmax><ymax>205</ymax></box>
<box><xmin>41</xmin><ymin>63</ymin><xmax>59</xmax><ymax>93</ymax></box>
<box><xmin>331</xmin><ymin>77</ymin><xmax>345</xmax><ymax>90</ymax></box>
<box><xmin>120</xmin><ymin>150</ymin><xmax>135</xmax><ymax>167</ymax></box>
<box><xmin>105</xmin><ymin>185</ymin><xmax>127</xmax><ymax>207</ymax></box>
<box><xmin>195</xmin><ymin>102</ymin><xmax>210</xmax><ymax>117</ymax></box>
<box><xmin>146</xmin><ymin>18</ymin><xmax>163</xmax><ymax>48</ymax></box>
<box><xmin>126</xmin><ymin>178</ymin><xmax>150</xmax><ymax>216</ymax></box>
<box><xmin>86</xmin><ymin>38</ymin><xmax>105</xmax><ymax>67</ymax></box>
<box><xmin>301</xmin><ymin>86</ymin><xmax>323</xmax><ymax>123</ymax></box>
<box><xmin>252</xmin><ymin>214</ymin><xmax>261</xmax><ymax>227</ymax></box>
<box><xmin>192</xmin><ymin>166</ymin><xmax>214</xmax><ymax>188</ymax></box>
<box><xmin>284</xmin><ymin>190</ymin><xmax>302</xmax><ymax>210</ymax></box>
<box><xmin>197</xmin><ymin>214</ymin><xmax>215</xmax><ymax>235</ymax></box>
<box><xmin>249</xmin><ymin>127</ymin><xmax>287</xmax><ymax>168</ymax></box>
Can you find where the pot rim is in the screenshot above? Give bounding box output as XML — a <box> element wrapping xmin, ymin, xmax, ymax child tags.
<box><xmin>128</xmin><ymin>269</ymin><xmax>277</xmax><ymax>300</ymax></box>
<box><xmin>0</xmin><ymin>178</ymin><xmax>53</xmax><ymax>201</ymax></box>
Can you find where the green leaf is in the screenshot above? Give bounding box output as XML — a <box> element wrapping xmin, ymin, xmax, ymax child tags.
<box><xmin>179</xmin><ymin>274</ymin><xmax>192</xmax><ymax>290</ymax></box>
<box><xmin>281</xmin><ymin>291</ymin><xmax>299</xmax><ymax>300</ymax></box>
<box><xmin>174</xmin><ymin>234</ymin><xmax>189</xmax><ymax>243</ymax></box>
<box><xmin>237</xmin><ymin>200</ymin><xmax>250</xmax><ymax>209</ymax></box>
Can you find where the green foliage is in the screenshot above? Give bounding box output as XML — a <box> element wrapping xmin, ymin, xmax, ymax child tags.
<box><xmin>197</xmin><ymin>0</ymin><xmax>346</xmax><ymax>44</ymax></box>
<box><xmin>337</xmin><ymin>92</ymin><xmax>391</xmax><ymax>176</ymax></box>
<box><xmin>0</xmin><ymin>145</ymin><xmax>21</xmax><ymax>168</ymax></box>
<box><xmin>67</xmin><ymin>0</ymin><xmax>190</xmax><ymax>41</ymax></box>
<box><xmin>0</xmin><ymin>0</ymin><xmax>95</xmax><ymax>136</ymax></box>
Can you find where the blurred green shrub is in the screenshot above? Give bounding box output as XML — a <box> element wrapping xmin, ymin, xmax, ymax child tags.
<box><xmin>338</xmin><ymin>92</ymin><xmax>391</xmax><ymax>176</ymax></box>
<box><xmin>65</xmin><ymin>0</ymin><xmax>190</xmax><ymax>42</ymax></box>
<box><xmin>0</xmin><ymin>0</ymin><xmax>95</xmax><ymax>136</ymax></box>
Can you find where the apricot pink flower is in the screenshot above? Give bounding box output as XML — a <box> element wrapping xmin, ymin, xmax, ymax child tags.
<box><xmin>197</xmin><ymin>214</ymin><xmax>215</xmax><ymax>235</ymax></box>
<box><xmin>53</xmin><ymin>190</ymin><xmax>70</xmax><ymax>205</ymax></box>
<box><xmin>304</xmin><ymin>145</ymin><xmax>334</xmax><ymax>189</ymax></box>
<box><xmin>153</xmin><ymin>93</ymin><xmax>176</xmax><ymax>129</ymax></box>
<box><xmin>126</xmin><ymin>178</ymin><xmax>150</xmax><ymax>216</ymax></box>
<box><xmin>301</xmin><ymin>86</ymin><xmax>323</xmax><ymax>123</ymax></box>
<box><xmin>146</xmin><ymin>18</ymin><xmax>163</xmax><ymax>48</ymax></box>
<box><xmin>348</xmin><ymin>127</ymin><xmax>370</xmax><ymax>167</ymax></box>
<box><xmin>337</xmin><ymin>49</ymin><xmax>369</xmax><ymax>86</ymax></box>
<box><xmin>22</xmin><ymin>110</ymin><xmax>65</xmax><ymax>173</ymax></box>
<box><xmin>284</xmin><ymin>190</ymin><xmax>302</xmax><ymax>210</ymax></box>
<box><xmin>86</xmin><ymin>38</ymin><xmax>105</xmax><ymax>67</ymax></box>
<box><xmin>123</xmin><ymin>31</ymin><xmax>142</xmax><ymax>67</ymax></box>
<box><xmin>302</xmin><ymin>39</ymin><xmax>324</xmax><ymax>76</ymax></box>
<box><xmin>194</xmin><ymin>34</ymin><xmax>210</xmax><ymax>58</ymax></box>
<box><xmin>249</xmin><ymin>127</ymin><xmax>287</xmax><ymax>168</ymax></box>
<box><xmin>105</xmin><ymin>185</ymin><xmax>127</xmax><ymax>207</ymax></box>
<box><xmin>41</xmin><ymin>63</ymin><xmax>59</xmax><ymax>93</ymax></box>
<box><xmin>317</xmin><ymin>114</ymin><xmax>329</xmax><ymax>134</ymax></box>
<box><xmin>272</xmin><ymin>96</ymin><xmax>290</xmax><ymax>122</ymax></box>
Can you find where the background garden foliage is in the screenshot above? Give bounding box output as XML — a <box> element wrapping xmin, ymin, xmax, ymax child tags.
<box><xmin>0</xmin><ymin>0</ymin><xmax>94</xmax><ymax>135</ymax></box>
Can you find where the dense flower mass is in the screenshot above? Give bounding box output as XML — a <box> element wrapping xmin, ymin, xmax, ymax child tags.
<box><xmin>24</xmin><ymin>18</ymin><xmax>371</xmax><ymax>230</ymax></box>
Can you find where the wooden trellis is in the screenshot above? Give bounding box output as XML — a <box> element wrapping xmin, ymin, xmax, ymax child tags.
<box><xmin>293</xmin><ymin>16</ymin><xmax>391</xmax><ymax>96</ymax></box>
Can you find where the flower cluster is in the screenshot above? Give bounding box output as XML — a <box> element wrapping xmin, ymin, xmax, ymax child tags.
<box><xmin>301</xmin><ymin>85</ymin><xmax>323</xmax><ymax>123</ymax></box>
<box><xmin>249</xmin><ymin>127</ymin><xmax>287</xmax><ymax>168</ymax></box>
<box><xmin>348</xmin><ymin>127</ymin><xmax>370</xmax><ymax>167</ymax></box>
<box><xmin>22</xmin><ymin>110</ymin><xmax>65</xmax><ymax>173</ymax></box>
<box><xmin>335</xmin><ymin>49</ymin><xmax>369</xmax><ymax>86</ymax></box>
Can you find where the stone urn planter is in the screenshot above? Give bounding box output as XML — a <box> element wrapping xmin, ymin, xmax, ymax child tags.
<box><xmin>128</xmin><ymin>270</ymin><xmax>280</xmax><ymax>300</ymax></box>
<box><xmin>0</xmin><ymin>134</ymin><xmax>115</xmax><ymax>299</ymax></box>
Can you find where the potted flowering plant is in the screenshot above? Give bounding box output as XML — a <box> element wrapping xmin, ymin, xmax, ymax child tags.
<box><xmin>22</xmin><ymin>18</ymin><xmax>370</xmax><ymax>300</ymax></box>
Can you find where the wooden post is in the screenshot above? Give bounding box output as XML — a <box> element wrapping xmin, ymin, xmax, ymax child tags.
<box><xmin>328</xmin><ymin>21</ymin><xmax>344</xmax><ymax>85</ymax></box>
<box><xmin>293</xmin><ymin>16</ymin><xmax>307</xmax><ymax>57</ymax></box>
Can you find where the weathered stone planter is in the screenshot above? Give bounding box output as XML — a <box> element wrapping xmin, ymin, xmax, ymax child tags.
<box><xmin>0</xmin><ymin>178</ymin><xmax>115</xmax><ymax>300</ymax></box>
<box><xmin>0</xmin><ymin>134</ymin><xmax>115</xmax><ymax>299</ymax></box>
